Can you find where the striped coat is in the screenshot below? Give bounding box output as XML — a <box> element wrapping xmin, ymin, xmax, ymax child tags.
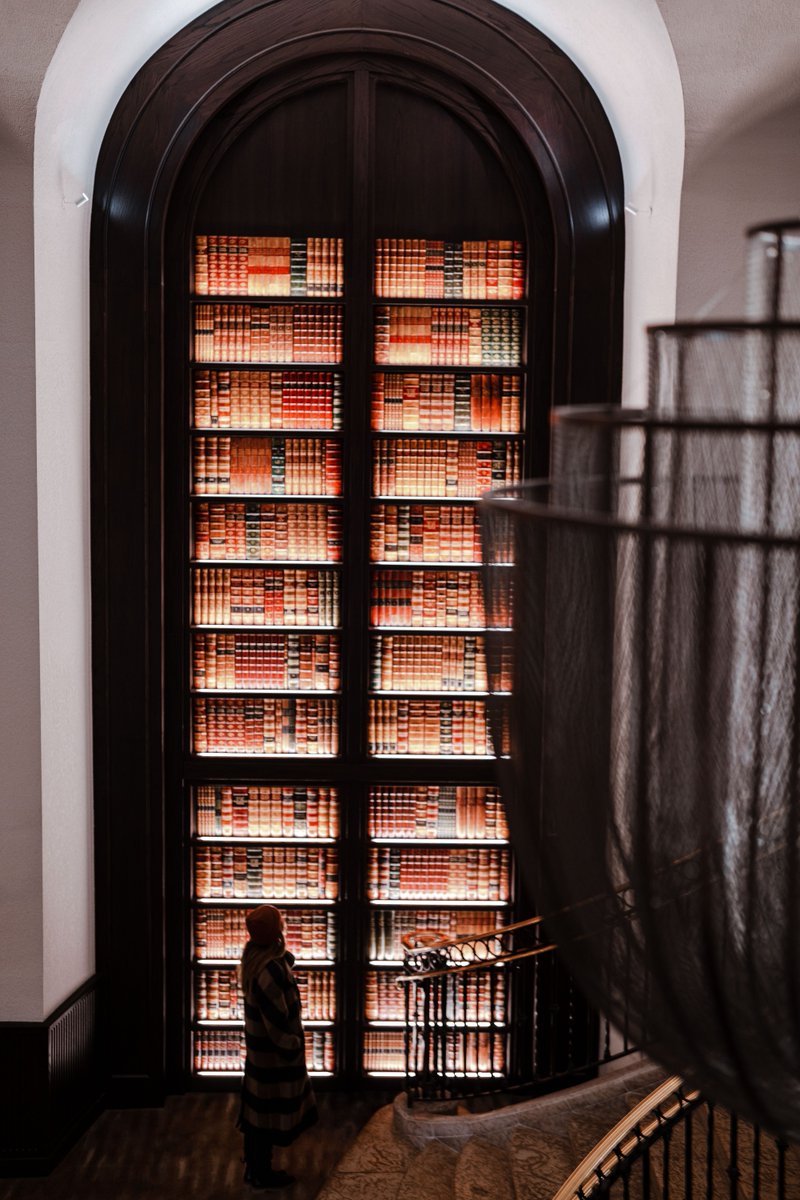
<box><xmin>240</xmin><ymin>951</ymin><xmax>318</xmax><ymax>1145</ymax></box>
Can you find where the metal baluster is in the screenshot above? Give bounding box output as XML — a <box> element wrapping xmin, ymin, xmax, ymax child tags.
<box><xmin>642</xmin><ymin>1137</ymin><xmax>651</xmax><ymax>1200</ymax></box>
<box><xmin>752</xmin><ymin>1125</ymin><xmax>761</xmax><ymax>1200</ymax></box>
<box><xmin>729</xmin><ymin>1114</ymin><xmax>740</xmax><ymax>1200</ymax></box>
<box><xmin>460</xmin><ymin>972</ymin><xmax>467</xmax><ymax>1091</ymax></box>
<box><xmin>433</xmin><ymin>975</ymin><xmax>443</xmax><ymax>1099</ymax></box>
<box><xmin>685</xmin><ymin>1099</ymin><xmax>694</xmax><ymax>1200</ymax></box>
<box><xmin>706</xmin><ymin>1106</ymin><xmax>715</xmax><ymax>1200</ymax></box>
<box><xmin>489</xmin><ymin>967</ymin><xmax>497</xmax><ymax>1081</ymax></box>
<box><xmin>424</xmin><ymin>977</ymin><xmax>433</xmax><ymax>1098</ymax></box>
<box><xmin>548</xmin><ymin>950</ymin><xmax>557</xmax><ymax>1077</ymax></box>
<box><xmin>566</xmin><ymin>972</ymin><xmax>575</xmax><ymax>1073</ymax></box>
<box><xmin>602</xmin><ymin>1011</ymin><xmax>611</xmax><ymax>1065</ymax></box>
<box><xmin>663</xmin><ymin>1122</ymin><xmax>672</xmax><ymax>1200</ymax></box>
<box><xmin>777</xmin><ymin>1138</ymin><xmax>787</xmax><ymax>1200</ymax></box>
<box><xmin>404</xmin><ymin>977</ymin><xmax>412</xmax><ymax>1104</ymax></box>
<box><xmin>532</xmin><ymin>951</ymin><xmax>539</xmax><ymax>1081</ymax></box>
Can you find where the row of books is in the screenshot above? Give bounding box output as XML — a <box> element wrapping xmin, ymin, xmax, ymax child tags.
<box><xmin>364</xmin><ymin>970</ymin><xmax>406</xmax><ymax>1022</ymax></box>
<box><xmin>193</xmin><ymin>697</ymin><xmax>338</xmax><ymax>755</ymax></box>
<box><xmin>374</xmin><ymin>306</ymin><xmax>521</xmax><ymax>368</ymax></box>
<box><xmin>196</xmin><ymin>967</ymin><xmax>336</xmax><ymax>1022</ymax></box>
<box><xmin>368</xmin><ymin>698</ymin><xmax>505</xmax><ymax>757</ymax></box>
<box><xmin>370</xmin><ymin>503</ymin><xmax>484</xmax><ymax>563</ymax></box>
<box><xmin>192</xmin><ymin>436</ymin><xmax>342</xmax><ymax>496</ymax></box>
<box><xmin>194</xmin><ymin>784</ymin><xmax>339</xmax><ymax>839</ymax></box>
<box><xmin>192</xmin><ymin>564</ymin><xmax>505</xmax><ymax>629</ymax></box>
<box><xmin>195</xmin><ymin>846</ymin><xmax>339</xmax><ymax>900</ymax></box>
<box><xmin>362</xmin><ymin>1030</ymin><xmax>406</xmax><ymax>1072</ymax></box>
<box><xmin>193</xmin><ymin>370</ymin><xmax>342</xmax><ymax>431</ymax></box>
<box><xmin>405</xmin><ymin>1030</ymin><xmax>506</xmax><ymax>1074</ymax></box>
<box><xmin>369</xmin><ymin>568</ymin><xmax>494</xmax><ymax>633</ymax></box>
<box><xmin>194</xmin><ymin>304</ymin><xmax>343</xmax><ymax>364</ymax></box>
<box><xmin>368</xmin><ymin>785</ymin><xmax>508</xmax><ymax>841</ymax></box>
<box><xmin>366</xmin><ymin>968</ymin><xmax>506</xmax><ymax>1022</ymax></box>
<box><xmin>194</xmin><ymin>1030</ymin><xmax>335</xmax><ymax>1073</ymax></box>
<box><xmin>363</xmin><ymin>1030</ymin><xmax>504</xmax><ymax>1074</ymax></box>
<box><xmin>192</xmin><ymin>632</ymin><xmax>340</xmax><ymax>692</ymax></box>
<box><xmin>193</xmin><ymin>567</ymin><xmax>340</xmax><ymax>627</ymax></box>
<box><xmin>370</xmin><ymin>569</ymin><xmax>495</xmax><ymax>628</ymax></box>
<box><xmin>370</xmin><ymin>633</ymin><xmax>514</xmax><ymax>693</ymax></box>
<box><xmin>369</xmin><ymin>908</ymin><xmax>502</xmax><ymax>962</ymax></box>
<box><xmin>194</xmin><ymin>502</ymin><xmax>342</xmax><ymax>562</ymax></box>
<box><xmin>374</xmin><ymin>239</ymin><xmax>525</xmax><ymax>301</ymax></box>
<box><xmin>194</xmin><ymin>236</ymin><xmax>344</xmax><ymax>297</ymax></box>
<box><xmin>367</xmin><ymin>847</ymin><xmax>510</xmax><ymax>901</ymax></box>
<box><xmin>195</xmin><ymin>907</ymin><xmax>336</xmax><ymax>960</ymax></box>
<box><xmin>371</xmin><ymin>371</ymin><xmax>521</xmax><ymax>433</ymax></box>
<box><xmin>373</xmin><ymin>438</ymin><xmax>521</xmax><ymax>498</ymax></box>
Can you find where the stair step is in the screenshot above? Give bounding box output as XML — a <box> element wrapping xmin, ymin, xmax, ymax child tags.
<box><xmin>508</xmin><ymin>1128</ymin><xmax>573</xmax><ymax>1200</ymax></box>
<box><xmin>398</xmin><ymin>1141</ymin><xmax>459</xmax><ymax>1200</ymax></box>
<box><xmin>567</xmin><ymin>1105</ymin><xmax>632</xmax><ymax>1163</ymax></box>
<box><xmin>316</xmin><ymin>1105</ymin><xmax>414</xmax><ymax>1200</ymax></box>
<box><xmin>455</xmin><ymin>1137</ymin><xmax>515</xmax><ymax>1200</ymax></box>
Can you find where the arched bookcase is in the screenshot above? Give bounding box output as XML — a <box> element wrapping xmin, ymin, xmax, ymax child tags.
<box><xmin>91</xmin><ymin>0</ymin><xmax>623</xmax><ymax>1100</ymax></box>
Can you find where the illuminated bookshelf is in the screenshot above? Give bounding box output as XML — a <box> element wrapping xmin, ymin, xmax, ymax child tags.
<box><xmin>172</xmin><ymin>71</ymin><xmax>534</xmax><ymax>1090</ymax></box>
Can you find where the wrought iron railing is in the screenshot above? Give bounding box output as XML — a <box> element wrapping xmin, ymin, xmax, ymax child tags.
<box><xmin>399</xmin><ymin>913</ymin><xmax>634</xmax><ymax>1102</ymax></box>
<box><xmin>552</xmin><ymin>1076</ymin><xmax>794</xmax><ymax>1200</ymax></box>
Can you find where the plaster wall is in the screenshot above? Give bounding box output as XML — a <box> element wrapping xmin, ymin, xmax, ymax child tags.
<box><xmin>0</xmin><ymin>0</ymin><xmax>81</xmax><ymax>1021</ymax></box>
<box><xmin>659</xmin><ymin>0</ymin><xmax>800</xmax><ymax>318</ymax></box>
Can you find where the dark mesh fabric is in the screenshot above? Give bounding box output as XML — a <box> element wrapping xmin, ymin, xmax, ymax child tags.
<box><xmin>479</xmin><ymin>223</ymin><xmax>800</xmax><ymax>1142</ymax></box>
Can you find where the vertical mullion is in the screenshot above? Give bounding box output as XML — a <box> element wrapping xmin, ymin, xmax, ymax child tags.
<box><xmin>341</xmin><ymin>67</ymin><xmax>375</xmax><ymax>1083</ymax></box>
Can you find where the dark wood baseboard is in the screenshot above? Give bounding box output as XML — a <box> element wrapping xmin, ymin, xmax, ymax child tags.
<box><xmin>0</xmin><ymin>975</ymin><xmax>105</xmax><ymax>1177</ymax></box>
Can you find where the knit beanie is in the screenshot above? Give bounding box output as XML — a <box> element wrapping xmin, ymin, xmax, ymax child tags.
<box><xmin>246</xmin><ymin>904</ymin><xmax>283</xmax><ymax>946</ymax></box>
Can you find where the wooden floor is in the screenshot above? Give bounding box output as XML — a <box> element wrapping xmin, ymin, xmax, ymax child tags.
<box><xmin>0</xmin><ymin>1090</ymin><xmax>396</xmax><ymax>1200</ymax></box>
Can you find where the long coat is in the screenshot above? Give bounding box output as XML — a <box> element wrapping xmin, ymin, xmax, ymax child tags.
<box><xmin>240</xmin><ymin>951</ymin><xmax>318</xmax><ymax>1145</ymax></box>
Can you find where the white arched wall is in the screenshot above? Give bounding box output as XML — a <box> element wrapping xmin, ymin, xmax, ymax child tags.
<box><xmin>26</xmin><ymin>0</ymin><xmax>684</xmax><ymax>1019</ymax></box>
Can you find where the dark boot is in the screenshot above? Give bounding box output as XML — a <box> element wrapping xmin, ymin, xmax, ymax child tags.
<box><xmin>243</xmin><ymin>1130</ymin><xmax>295</xmax><ymax>1189</ymax></box>
<box><xmin>244</xmin><ymin>1166</ymin><xmax>296</xmax><ymax>1189</ymax></box>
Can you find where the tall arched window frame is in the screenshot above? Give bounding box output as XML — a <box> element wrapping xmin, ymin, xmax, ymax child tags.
<box><xmin>91</xmin><ymin>0</ymin><xmax>624</xmax><ymax>1096</ymax></box>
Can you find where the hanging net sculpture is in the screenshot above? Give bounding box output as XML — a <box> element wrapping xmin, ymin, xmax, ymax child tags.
<box><xmin>480</xmin><ymin>221</ymin><xmax>800</xmax><ymax>1141</ymax></box>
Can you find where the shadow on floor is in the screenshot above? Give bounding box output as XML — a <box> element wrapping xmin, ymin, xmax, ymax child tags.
<box><xmin>0</xmin><ymin>1089</ymin><xmax>396</xmax><ymax>1200</ymax></box>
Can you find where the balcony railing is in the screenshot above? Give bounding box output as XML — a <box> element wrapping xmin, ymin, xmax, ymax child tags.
<box><xmin>399</xmin><ymin>912</ymin><xmax>635</xmax><ymax>1102</ymax></box>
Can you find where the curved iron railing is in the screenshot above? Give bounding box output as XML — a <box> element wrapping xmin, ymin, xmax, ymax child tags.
<box><xmin>553</xmin><ymin>1076</ymin><xmax>794</xmax><ymax>1200</ymax></box>
<box><xmin>399</xmin><ymin>913</ymin><xmax>635</xmax><ymax>1102</ymax></box>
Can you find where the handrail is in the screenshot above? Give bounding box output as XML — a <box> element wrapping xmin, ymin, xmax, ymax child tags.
<box><xmin>399</xmin><ymin>885</ymin><xmax>643</xmax><ymax>1100</ymax></box>
<box><xmin>551</xmin><ymin>1076</ymin><xmax>698</xmax><ymax>1200</ymax></box>
<box><xmin>397</xmin><ymin>940</ymin><xmax>559</xmax><ymax>983</ymax></box>
<box><xmin>399</xmin><ymin>869</ymin><xmax>648</xmax><ymax>976</ymax></box>
<box><xmin>403</xmin><ymin>911</ymin><xmax>546</xmax><ymax>953</ymax></box>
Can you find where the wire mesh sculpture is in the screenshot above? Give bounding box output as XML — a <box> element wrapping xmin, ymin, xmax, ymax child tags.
<box><xmin>480</xmin><ymin>221</ymin><xmax>800</xmax><ymax>1142</ymax></box>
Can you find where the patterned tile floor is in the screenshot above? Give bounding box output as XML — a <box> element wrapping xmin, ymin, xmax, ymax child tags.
<box><xmin>0</xmin><ymin>1089</ymin><xmax>396</xmax><ymax>1200</ymax></box>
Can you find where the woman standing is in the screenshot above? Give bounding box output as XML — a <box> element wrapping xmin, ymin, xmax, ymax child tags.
<box><xmin>238</xmin><ymin>904</ymin><xmax>319</xmax><ymax>1189</ymax></box>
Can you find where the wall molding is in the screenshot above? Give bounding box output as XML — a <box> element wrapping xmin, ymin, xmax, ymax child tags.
<box><xmin>0</xmin><ymin>975</ymin><xmax>104</xmax><ymax>1176</ymax></box>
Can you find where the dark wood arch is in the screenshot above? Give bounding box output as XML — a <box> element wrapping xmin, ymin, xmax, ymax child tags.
<box><xmin>91</xmin><ymin>0</ymin><xmax>624</xmax><ymax>1102</ymax></box>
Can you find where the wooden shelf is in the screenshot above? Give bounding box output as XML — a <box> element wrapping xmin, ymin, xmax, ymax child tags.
<box><xmin>370</xmin><ymin>838</ymin><xmax>508</xmax><ymax>847</ymax></box>
<box><xmin>372</xmin><ymin>298</ymin><xmax>525</xmax><ymax>309</ymax></box>
<box><xmin>191</xmin><ymin>295</ymin><xmax>344</xmax><ymax>305</ymax></box>
<box><xmin>192</xmin><ymin>427</ymin><xmax>343</xmax><ymax>436</ymax></box>
<box><xmin>191</xmin><ymin>360</ymin><xmax>343</xmax><ymax>370</ymax></box>
<box><xmin>190</xmin><ymin>493</ymin><xmax>343</xmax><ymax>502</ymax></box>
<box><xmin>191</xmin><ymin>559</ymin><xmax>342</xmax><ymax>568</ymax></box>
<box><xmin>370</xmin><ymin>429</ymin><xmax>523</xmax><ymax>439</ymax></box>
